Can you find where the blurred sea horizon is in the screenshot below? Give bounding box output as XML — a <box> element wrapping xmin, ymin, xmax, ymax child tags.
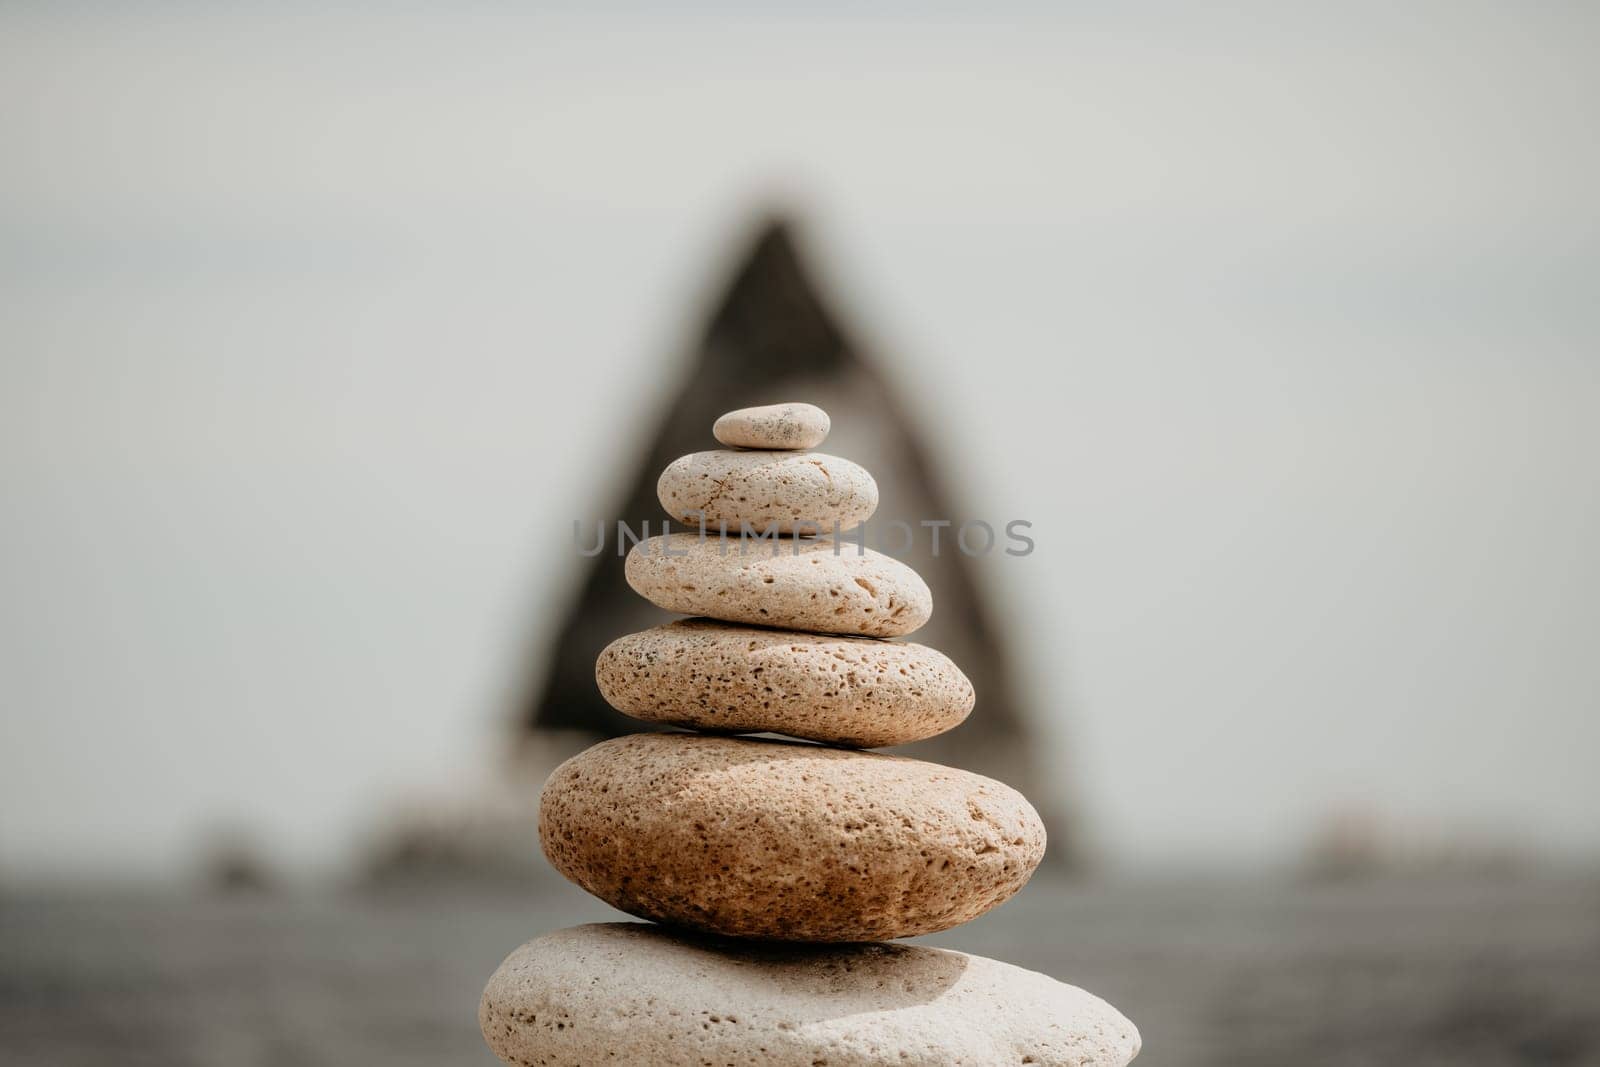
<box><xmin>6</xmin><ymin>868</ymin><xmax>1599</xmax><ymax>1066</ymax></box>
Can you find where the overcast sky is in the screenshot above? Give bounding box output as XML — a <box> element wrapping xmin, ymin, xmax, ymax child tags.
<box><xmin>2</xmin><ymin>1</ymin><xmax>1597</xmax><ymax>882</ymax></box>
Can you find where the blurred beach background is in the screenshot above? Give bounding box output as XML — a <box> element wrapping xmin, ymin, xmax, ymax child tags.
<box><xmin>3</xmin><ymin>2</ymin><xmax>1598</xmax><ymax>1064</ymax></box>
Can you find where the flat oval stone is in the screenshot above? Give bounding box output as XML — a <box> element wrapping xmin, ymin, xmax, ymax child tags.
<box><xmin>657</xmin><ymin>449</ymin><xmax>877</xmax><ymax>534</ymax></box>
<box><xmin>539</xmin><ymin>733</ymin><xmax>1047</xmax><ymax>941</ymax></box>
<box><xmin>596</xmin><ymin>619</ymin><xmax>973</xmax><ymax>747</ymax></box>
<box><xmin>481</xmin><ymin>923</ymin><xmax>1141</xmax><ymax>1067</ymax></box>
<box><xmin>712</xmin><ymin>402</ymin><xmax>830</xmax><ymax>450</ymax></box>
<box><xmin>625</xmin><ymin>533</ymin><xmax>931</xmax><ymax>637</ymax></box>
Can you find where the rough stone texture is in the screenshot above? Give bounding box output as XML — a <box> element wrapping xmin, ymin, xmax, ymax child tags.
<box><xmin>539</xmin><ymin>733</ymin><xmax>1046</xmax><ymax>941</ymax></box>
<box><xmin>625</xmin><ymin>533</ymin><xmax>931</xmax><ymax>638</ymax></box>
<box><xmin>657</xmin><ymin>449</ymin><xmax>877</xmax><ymax>534</ymax></box>
<box><xmin>480</xmin><ymin>923</ymin><xmax>1141</xmax><ymax>1067</ymax></box>
<box><xmin>712</xmin><ymin>401</ymin><xmax>831</xmax><ymax>450</ymax></box>
<box><xmin>595</xmin><ymin>619</ymin><xmax>973</xmax><ymax>747</ymax></box>
<box><xmin>522</xmin><ymin>222</ymin><xmax>1069</xmax><ymax>874</ymax></box>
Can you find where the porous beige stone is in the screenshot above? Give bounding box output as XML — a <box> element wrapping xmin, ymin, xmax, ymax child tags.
<box><xmin>712</xmin><ymin>402</ymin><xmax>831</xmax><ymax>450</ymax></box>
<box><xmin>595</xmin><ymin>619</ymin><xmax>973</xmax><ymax>747</ymax></box>
<box><xmin>538</xmin><ymin>733</ymin><xmax>1046</xmax><ymax>941</ymax></box>
<box><xmin>625</xmin><ymin>533</ymin><xmax>931</xmax><ymax>637</ymax></box>
<box><xmin>657</xmin><ymin>449</ymin><xmax>877</xmax><ymax>534</ymax></box>
<box><xmin>480</xmin><ymin>923</ymin><xmax>1141</xmax><ymax>1067</ymax></box>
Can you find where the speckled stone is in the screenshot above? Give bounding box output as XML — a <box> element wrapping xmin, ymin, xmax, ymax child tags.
<box><xmin>596</xmin><ymin>619</ymin><xmax>973</xmax><ymax>747</ymax></box>
<box><xmin>624</xmin><ymin>533</ymin><xmax>931</xmax><ymax>637</ymax></box>
<box><xmin>480</xmin><ymin>923</ymin><xmax>1141</xmax><ymax>1067</ymax></box>
<box><xmin>712</xmin><ymin>402</ymin><xmax>831</xmax><ymax>451</ymax></box>
<box><xmin>538</xmin><ymin>733</ymin><xmax>1046</xmax><ymax>941</ymax></box>
<box><xmin>657</xmin><ymin>449</ymin><xmax>877</xmax><ymax>534</ymax></box>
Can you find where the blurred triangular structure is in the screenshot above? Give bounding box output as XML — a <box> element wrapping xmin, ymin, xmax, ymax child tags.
<box><xmin>520</xmin><ymin>215</ymin><xmax>1078</xmax><ymax>867</ymax></box>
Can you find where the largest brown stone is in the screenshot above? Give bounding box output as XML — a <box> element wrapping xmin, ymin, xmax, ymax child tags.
<box><xmin>538</xmin><ymin>733</ymin><xmax>1046</xmax><ymax>941</ymax></box>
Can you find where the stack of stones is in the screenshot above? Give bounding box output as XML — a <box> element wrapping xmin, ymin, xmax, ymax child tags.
<box><xmin>480</xmin><ymin>403</ymin><xmax>1140</xmax><ymax>1066</ymax></box>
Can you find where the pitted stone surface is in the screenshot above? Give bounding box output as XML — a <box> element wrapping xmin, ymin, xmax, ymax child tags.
<box><xmin>480</xmin><ymin>923</ymin><xmax>1141</xmax><ymax>1066</ymax></box>
<box><xmin>596</xmin><ymin>619</ymin><xmax>972</xmax><ymax>747</ymax></box>
<box><xmin>657</xmin><ymin>449</ymin><xmax>877</xmax><ymax>534</ymax></box>
<box><xmin>625</xmin><ymin>533</ymin><xmax>931</xmax><ymax>637</ymax></box>
<box><xmin>538</xmin><ymin>733</ymin><xmax>1046</xmax><ymax>942</ymax></box>
<box><xmin>712</xmin><ymin>402</ymin><xmax>831</xmax><ymax>450</ymax></box>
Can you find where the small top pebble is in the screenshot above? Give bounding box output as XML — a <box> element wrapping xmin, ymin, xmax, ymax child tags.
<box><xmin>713</xmin><ymin>403</ymin><xmax>830</xmax><ymax>450</ymax></box>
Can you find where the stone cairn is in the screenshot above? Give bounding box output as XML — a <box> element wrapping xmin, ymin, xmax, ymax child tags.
<box><xmin>480</xmin><ymin>403</ymin><xmax>1140</xmax><ymax>1065</ymax></box>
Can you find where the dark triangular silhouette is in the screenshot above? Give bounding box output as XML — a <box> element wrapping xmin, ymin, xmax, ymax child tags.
<box><xmin>520</xmin><ymin>215</ymin><xmax>1078</xmax><ymax>866</ymax></box>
